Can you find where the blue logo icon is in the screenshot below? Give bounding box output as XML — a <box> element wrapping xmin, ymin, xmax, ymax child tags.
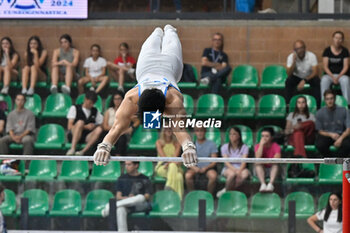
<box><xmin>3</xmin><ymin>0</ymin><xmax>45</xmax><ymax>10</ymax></box>
<box><xmin>143</xmin><ymin>110</ymin><xmax>161</xmax><ymax>129</ymax></box>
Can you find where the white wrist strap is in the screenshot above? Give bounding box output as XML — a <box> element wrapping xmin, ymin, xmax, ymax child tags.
<box><xmin>97</xmin><ymin>142</ymin><xmax>112</xmax><ymax>153</ymax></box>
<box><xmin>182</xmin><ymin>141</ymin><xmax>196</xmax><ymax>152</ymax></box>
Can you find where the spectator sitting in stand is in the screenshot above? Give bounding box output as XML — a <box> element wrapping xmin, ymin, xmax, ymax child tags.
<box><xmin>155</xmin><ymin>127</ymin><xmax>184</xmax><ymax>199</ymax></box>
<box><xmin>285</xmin><ymin>40</ymin><xmax>320</xmax><ymax>108</ymax></box>
<box><xmin>101</xmin><ymin>161</ymin><xmax>152</xmax><ymax>232</ymax></box>
<box><xmin>315</xmin><ymin>89</ymin><xmax>350</xmax><ymax>158</ymax></box>
<box><xmin>107</xmin><ymin>42</ymin><xmax>136</xmax><ymax>93</ymax></box>
<box><xmin>0</xmin><ymin>93</ymin><xmax>35</xmax><ymax>155</ymax></box>
<box><xmin>0</xmin><ymin>37</ymin><xmax>20</xmax><ymax>95</ymax></box>
<box><xmin>66</xmin><ymin>90</ymin><xmax>103</xmax><ymax>155</ymax></box>
<box><xmin>200</xmin><ymin>32</ymin><xmax>231</xmax><ymax>94</ymax></box>
<box><xmin>285</xmin><ymin>96</ymin><xmax>315</xmax><ymax>158</ymax></box>
<box><xmin>50</xmin><ymin>34</ymin><xmax>80</xmax><ymax>95</ymax></box>
<box><xmin>216</xmin><ymin>127</ymin><xmax>250</xmax><ymax>198</ymax></box>
<box><xmin>78</xmin><ymin>44</ymin><xmax>108</xmax><ymax>94</ymax></box>
<box><xmin>21</xmin><ymin>35</ymin><xmax>48</xmax><ymax>96</ymax></box>
<box><xmin>254</xmin><ymin>127</ymin><xmax>281</xmax><ymax>192</ymax></box>
<box><xmin>185</xmin><ymin>126</ymin><xmax>218</xmax><ymax>195</ymax></box>
<box><xmin>321</xmin><ymin>31</ymin><xmax>350</xmax><ymax>104</ymax></box>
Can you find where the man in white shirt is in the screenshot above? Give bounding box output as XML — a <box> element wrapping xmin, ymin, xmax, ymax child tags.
<box><xmin>66</xmin><ymin>90</ymin><xmax>103</xmax><ymax>155</ymax></box>
<box><xmin>285</xmin><ymin>40</ymin><xmax>321</xmax><ymax>107</ymax></box>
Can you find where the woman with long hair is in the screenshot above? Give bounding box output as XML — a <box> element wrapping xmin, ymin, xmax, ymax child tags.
<box><xmin>307</xmin><ymin>192</ymin><xmax>342</xmax><ymax>233</ymax></box>
<box><xmin>50</xmin><ymin>34</ymin><xmax>80</xmax><ymax>95</ymax></box>
<box><xmin>217</xmin><ymin>127</ymin><xmax>250</xmax><ymax>198</ymax></box>
<box><xmin>285</xmin><ymin>96</ymin><xmax>315</xmax><ymax>157</ymax></box>
<box><xmin>155</xmin><ymin>127</ymin><xmax>184</xmax><ymax>199</ymax></box>
<box><xmin>21</xmin><ymin>35</ymin><xmax>47</xmax><ymax>95</ymax></box>
<box><xmin>0</xmin><ymin>37</ymin><xmax>19</xmax><ymax>95</ymax></box>
<box><xmin>107</xmin><ymin>42</ymin><xmax>136</xmax><ymax>93</ymax></box>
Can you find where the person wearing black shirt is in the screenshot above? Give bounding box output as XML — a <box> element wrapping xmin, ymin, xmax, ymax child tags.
<box><xmin>0</xmin><ymin>109</ymin><xmax>5</xmax><ymax>137</ymax></box>
<box><xmin>101</xmin><ymin>161</ymin><xmax>152</xmax><ymax>231</ymax></box>
<box><xmin>321</xmin><ymin>31</ymin><xmax>350</xmax><ymax>103</ymax></box>
<box><xmin>200</xmin><ymin>33</ymin><xmax>232</xmax><ymax>94</ymax></box>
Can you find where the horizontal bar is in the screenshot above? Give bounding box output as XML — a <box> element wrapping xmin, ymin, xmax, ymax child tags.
<box><xmin>0</xmin><ymin>155</ymin><xmax>341</xmax><ymax>164</ymax></box>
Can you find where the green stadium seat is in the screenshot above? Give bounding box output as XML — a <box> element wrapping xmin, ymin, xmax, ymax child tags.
<box><xmin>183</xmin><ymin>94</ymin><xmax>194</xmax><ymax>116</ymax></box>
<box><xmin>228</xmin><ymin>65</ymin><xmax>258</xmax><ymax>89</ymax></box>
<box><xmin>286</xmin><ymin>163</ymin><xmax>316</xmax><ymax>184</ymax></box>
<box><xmin>128</xmin><ymin>127</ymin><xmax>158</xmax><ymax>150</ymax></box>
<box><xmin>216</xmin><ymin>191</ymin><xmax>248</xmax><ymax>217</ymax></box>
<box><xmin>34</xmin><ymin>124</ymin><xmax>65</xmax><ymax>150</ymax></box>
<box><xmin>14</xmin><ymin>94</ymin><xmax>42</xmax><ymax>117</ymax></box>
<box><xmin>57</xmin><ymin>161</ymin><xmax>89</xmax><ymax>181</ymax></box>
<box><xmin>76</xmin><ymin>94</ymin><xmax>103</xmax><ymax>112</ymax></box>
<box><xmin>321</xmin><ymin>95</ymin><xmax>348</xmax><ymax>109</ymax></box>
<box><xmin>250</xmin><ymin>192</ymin><xmax>281</xmax><ymax>218</ymax></box>
<box><xmin>25</xmin><ymin>160</ymin><xmax>57</xmax><ymax>181</ymax></box>
<box><xmin>104</xmin><ymin>95</ymin><xmax>112</xmax><ymax>113</ymax></box>
<box><xmin>0</xmin><ymin>160</ymin><xmax>25</xmax><ymax>182</ymax></box>
<box><xmin>192</xmin><ymin>65</ymin><xmax>208</xmax><ymax>90</ymax></box>
<box><xmin>182</xmin><ymin>191</ymin><xmax>214</xmax><ymax>217</ymax></box>
<box><xmin>82</xmin><ymin>189</ymin><xmax>114</xmax><ymax>217</ymax></box>
<box><xmin>138</xmin><ymin>161</ymin><xmax>154</xmax><ymax>177</ymax></box>
<box><xmin>318</xmin><ymin>192</ymin><xmax>330</xmax><ymax>211</ymax></box>
<box><xmin>178</xmin><ymin>65</ymin><xmax>197</xmax><ymax>89</ymax></box>
<box><xmin>225</xmin><ymin>125</ymin><xmax>253</xmax><ymax>147</ymax></box>
<box><xmin>50</xmin><ymin>189</ymin><xmax>81</xmax><ymax>217</ymax></box>
<box><xmin>0</xmin><ymin>94</ymin><xmax>12</xmax><ymax>113</ymax></box>
<box><xmin>17</xmin><ymin>189</ymin><xmax>49</xmax><ymax>216</ymax></box>
<box><xmin>289</xmin><ymin>94</ymin><xmax>317</xmax><ymax>114</ymax></box>
<box><xmin>90</xmin><ymin>161</ymin><xmax>121</xmax><ymax>182</ymax></box>
<box><xmin>257</xmin><ymin>94</ymin><xmax>286</xmax><ymax>119</ymax></box>
<box><xmin>194</xmin><ymin>127</ymin><xmax>221</xmax><ymax>147</ymax></box>
<box><xmin>226</xmin><ymin>94</ymin><xmax>255</xmax><ymax>119</ymax></box>
<box><xmin>195</xmin><ymin>94</ymin><xmax>224</xmax><ymax>118</ymax></box>
<box><xmin>149</xmin><ymin>190</ymin><xmax>181</xmax><ymax>217</ymax></box>
<box><xmin>256</xmin><ymin>125</ymin><xmax>283</xmax><ymax>144</ymax></box>
<box><xmin>0</xmin><ymin>189</ymin><xmax>16</xmax><ymax>216</ymax></box>
<box><xmin>42</xmin><ymin>93</ymin><xmax>72</xmax><ymax>118</ymax></box>
<box><xmin>318</xmin><ymin>164</ymin><xmax>342</xmax><ymax>184</ymax></box>
<box><xmin>283</xmin><ymin>191</ymin><xmax>314</xmax><ymax>218</ymax></box>
<box><xmin>260</xmin><ymin>65</ymin><xmax>288</xmax><ymax>89</ymax></box>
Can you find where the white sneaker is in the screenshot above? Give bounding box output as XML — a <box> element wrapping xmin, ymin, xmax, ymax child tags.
<box><xmin>50</xmin><ymin>85</ymin><xmax>58</xmax><ymax>94</ymax></box>
<box><xmin>21</xmin><ymin>88</ymin><xmax>27</xmax><ymax>95</ymax></box>
<box><xmin>154</xmin><ymin>27</ymin><xmax>163</xmax><ymax>37</ymax></box>
<box><xmin>26</xmin><ymin>88</ymin><xmax>34</xmax><ymax>96</ymax></box>
<box><xmin>117</xmin><ymin>86</ymin><xmax>124</xmax><ymax>93</ymax></box>
<box><xmin>266</xmin><ymin>183</ymin><xmax>274</xmax><ymax>192</ymax></box>
<box><xmin>101</xmin><ymin>203</ymin><xmax>109</xmax><ymax>217</ymax></box>
<box><xmin>164</xmin><ymin>24</ymin><xmax>177</xmax><ymax>32</ymax></box>
<box><xmin>1</xmin><ymin>86</ymin><xmax>9</xmax><ymax>95</ymax></box>
<box><xmin>200</xmin><ymin>77</ymin><xmax>210</xmax><ymax>85</ymax></box>
<box><xmin>66</xmin><ymin>148</ymin><xmax>75</xmax><ymax>155</ymax></box>
<box><xmin>75</xmin><ymin>150</ymin><xmax>84</xmax><ymax>156</ymax></box>
<box><xmin>216</xmin><ymin>188</ymin><xmax>226</xmax><ymax>198</ymax></box>
<box><xmin>61</xmin><ymin>85</ymin><xmax>71</xmax><ymax>95</ymax></box>
<box><xmin>259</xmin><ymin>183</ymin><xmax>267</xmax><ymax>192</ymax></box>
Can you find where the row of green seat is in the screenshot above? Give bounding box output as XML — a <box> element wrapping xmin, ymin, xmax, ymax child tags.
<box><xmin>0</xmin><ymin>65</ymin><xmax>287</xmax><ymax>91</ymax></box>
<box><xmin>2</xmin><ymin>92</ymin><xmax>348</xmax><ymax>120</ymax></box>
<box><xmin>9</xmin><ymin>122</ymin><xmax>343</xmax><ymax>153</ymax></box>
<box><xmin>0</xmin><ymin>189</ymin><xmax>331</xmax><ymax>219</ymax></box>
<box><xmin>1</xmin><ymin>158</ymin><xmax>342</xmax><ymax>185</ymax></box>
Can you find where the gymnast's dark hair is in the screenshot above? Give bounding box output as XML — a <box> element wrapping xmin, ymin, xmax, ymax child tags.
<box><xmin>138</xmin><ymin>88</ymin><xmax>166</xmax><ymax>121</ymax></box>
<box><xmin>324</xmin><ymin>192</ymin><xmax>342</xmax><ymax>222</ymax></box>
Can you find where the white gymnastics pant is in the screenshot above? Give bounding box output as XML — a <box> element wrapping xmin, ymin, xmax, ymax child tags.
<box><xmin>136</xmin><ymin>26</ymin><xmax>183</xmax><ymax>84</ymax></box>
